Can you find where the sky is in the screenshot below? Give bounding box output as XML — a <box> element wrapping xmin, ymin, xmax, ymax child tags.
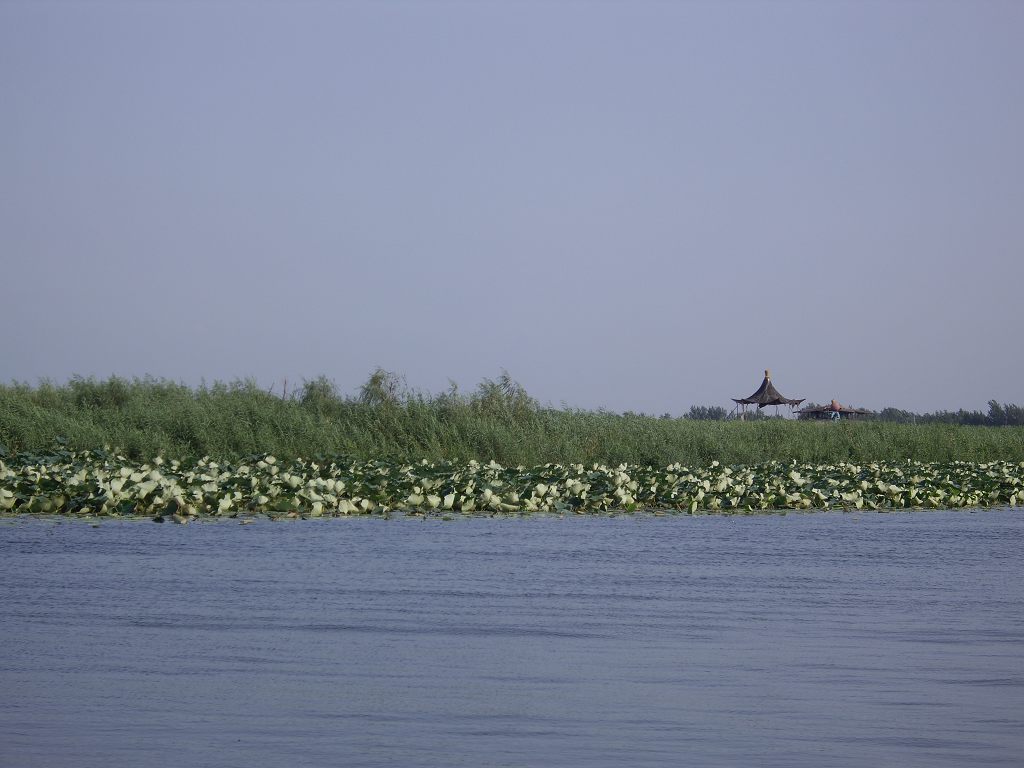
<box><xmin>2</xmin><ymin>0</ymin><xmax>1021</xmax><ymax>415</ymax></box>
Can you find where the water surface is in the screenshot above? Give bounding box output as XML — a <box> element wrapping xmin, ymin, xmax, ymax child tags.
<box><xmin>2</xmin><ymin>510</ymin><xmax>1022</xmax><ymax>767</ymax></box>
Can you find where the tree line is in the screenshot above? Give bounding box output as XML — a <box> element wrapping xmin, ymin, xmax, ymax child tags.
<box><xmin>681</xmin><ymin>400</ymin><xmax>1024</xmax><ymax>426</ymax></box>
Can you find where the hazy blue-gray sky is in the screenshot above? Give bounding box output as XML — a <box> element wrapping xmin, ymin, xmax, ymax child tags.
<box><xmin>2</xmin><ymin>0</ymin><xmax>1021</xmax><ymax>414</ymax></box>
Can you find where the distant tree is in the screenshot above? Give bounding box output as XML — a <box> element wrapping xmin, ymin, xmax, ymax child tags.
<box><xmin>987</xmin><ymin>400</ymin><xmax>1024</xmax><ymax>426</ymax></box>
<box><xmin>359</xmin><ymin>368</ymin><xmax>406</xmax><ymax>406</ymax></box>
<box><xmin>1004</xmin><ymin>403</ymin><xmax>1024</xmax><ymax>426</ymax></box>
<box><xmin>686</xmin><ymin>405</ymin><xmax>728</xmax><ymax>421</ymax></box>
<box><xmin>873</xmin><ymin>401</ymin><xmax>1024</xmax><ymax>427</ymax></box>
<box><xmin>988</xmin><ymin>400</ymin><xmax>1007</xmax><ymax>426</ymax></box>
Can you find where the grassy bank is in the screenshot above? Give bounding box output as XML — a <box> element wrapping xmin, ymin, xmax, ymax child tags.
<box><xmin>2</xmin><ymin>377</ymin><xmax>1024</xmax><ymax>465</ymax></box>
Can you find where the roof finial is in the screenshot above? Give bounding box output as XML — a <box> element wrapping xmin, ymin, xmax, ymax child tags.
<box><xmin>765</xmin><ymin>369</ymin><xmax>771</xmax><ymax>380</ymax></box>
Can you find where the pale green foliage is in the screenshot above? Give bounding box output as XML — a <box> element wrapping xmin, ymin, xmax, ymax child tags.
<box><xmin>2</xmin><ymin>450</ymin><xmax>1021</xmax><ymax>520</ymax></box>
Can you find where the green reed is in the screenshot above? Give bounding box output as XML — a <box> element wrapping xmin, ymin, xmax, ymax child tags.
<box><xmin>2</xmin><ymin>376</ymin><xmax>1023</xmax><ymax>465</ymax></box>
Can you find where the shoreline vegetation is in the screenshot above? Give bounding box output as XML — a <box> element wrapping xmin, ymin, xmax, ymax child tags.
<box><xmin>2</xmin><ymin>451</ymin><xmax>1021</xmax><ymax>522</ymax></box>
<box><xmin>1</xmin><ymin>374</ymin><xmax>1022</xmax><ymax>521</ymax></box>
<box><xmin>2</xmin><ymin>373</ymin><xmax>1024</xmax><ymax>467</ymax></box>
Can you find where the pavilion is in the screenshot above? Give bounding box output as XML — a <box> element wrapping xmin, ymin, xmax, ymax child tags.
<box><xmin>731</xmin><ymin>369</ymin><xmax>805</xmax><ymax>418</ymax></box>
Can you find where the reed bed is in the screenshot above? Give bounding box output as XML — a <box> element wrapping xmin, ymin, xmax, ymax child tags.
<box><xmin>2</xmin><ymin>377</ymin><xmax>1023</xmax><ymax>466</ymax></box>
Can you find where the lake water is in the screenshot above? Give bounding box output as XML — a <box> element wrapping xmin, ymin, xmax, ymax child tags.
<box><xmin>1</xmin><ymin>510</ymin><xmax>1022</xmax><ymax>767</ymax></box>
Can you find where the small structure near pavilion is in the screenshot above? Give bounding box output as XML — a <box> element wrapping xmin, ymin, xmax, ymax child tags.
<box><xmin>797</xmin><ymin>400</ymin><xmax>875</xmax><ymax>421</ymax></box>
<box><xmin>731</xmin><ymin>369</ymin><xmax>805</xmax><ymax>418</ymax></box>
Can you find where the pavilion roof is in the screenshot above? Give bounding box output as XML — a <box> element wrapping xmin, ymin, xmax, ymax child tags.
<box><xmin>732</xmin><ymin>370</ymin><xmax>805</xmax><ymax>408</ymax></box>
<box><xmin>797</xmin><ymin>401</ymin><xmax>874</xmax><ymax>416</ymax></box>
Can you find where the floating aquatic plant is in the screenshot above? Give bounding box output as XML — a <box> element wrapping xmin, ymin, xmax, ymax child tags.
<box><xmin>1</xmin><ymin>450</ymin><xmax>1021</xmax><ymax>522</ymax></box>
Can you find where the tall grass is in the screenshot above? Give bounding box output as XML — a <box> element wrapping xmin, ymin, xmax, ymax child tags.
<box><xmin>2</xmin><ymin>376</ymin><xmax>1023</xmax><ymax>465</ymax></box>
